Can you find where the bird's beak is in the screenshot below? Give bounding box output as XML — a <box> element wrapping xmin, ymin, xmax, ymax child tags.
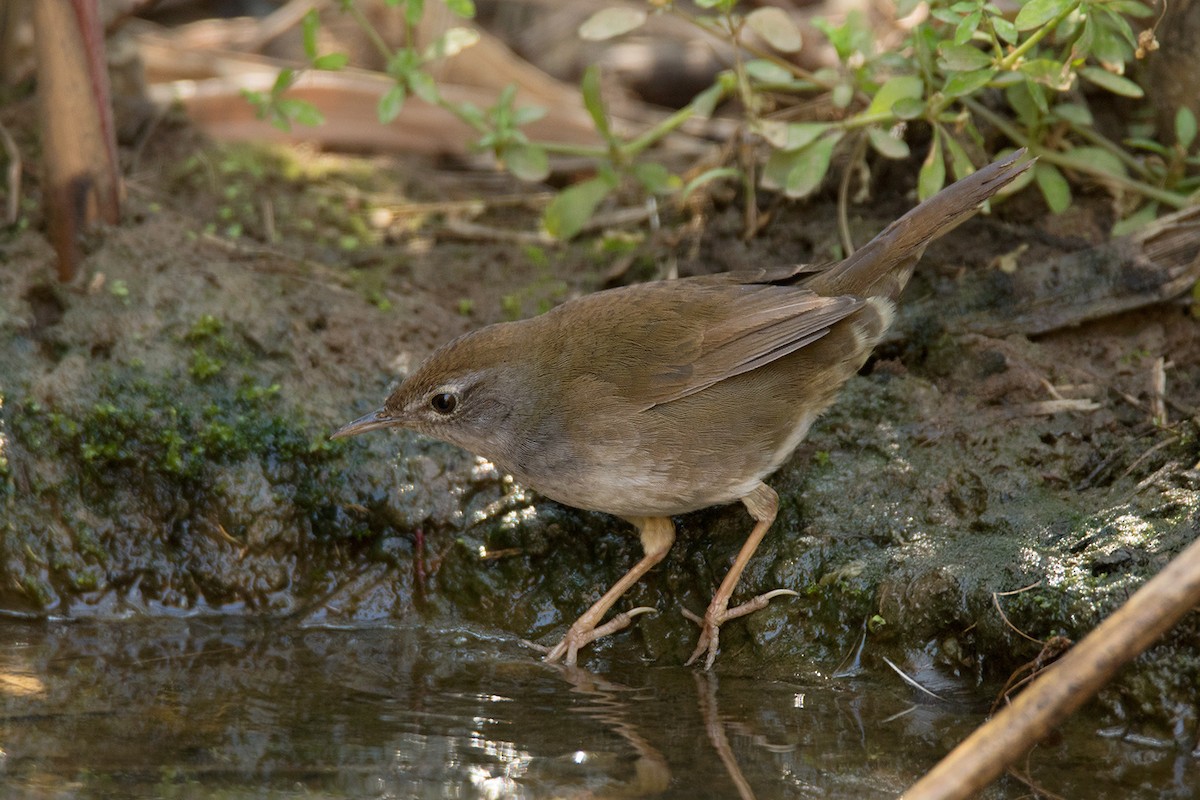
<box><xmin>330</xmin><ymin>408</ymin><xmax>402</xmax><ymax>440</ymax></box>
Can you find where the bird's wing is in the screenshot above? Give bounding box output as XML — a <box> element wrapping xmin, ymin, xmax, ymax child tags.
<box><xmin>565</xmin><ymin>280</ymin><xmax>864</xmax><ymax>408</ymax></box>
<box><xmin>653</xmin><ymin>284</ymin><xmax>863</xmax><ymax>405</ymax></box>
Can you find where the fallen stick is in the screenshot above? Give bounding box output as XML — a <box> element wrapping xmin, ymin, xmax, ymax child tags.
<box><xmin>903</xmin><ymin>532</ymin><xmax>1200</xmax><ymax>799</ymax></box>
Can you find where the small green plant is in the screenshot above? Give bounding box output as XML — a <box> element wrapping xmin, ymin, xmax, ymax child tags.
<box><xmin>247</xmin><ymin>1</ymin><xmax>721</xmax><ymax>239</ymax></box>
<box><xmin>251</xmin><ymin>0</ymin><xmax>1191</xmax><ymax>240</ymax></box>
<box><xmin>189</xmin><ymin>351</ymin><xmax>225</xmax><ymax>380</ymax></box>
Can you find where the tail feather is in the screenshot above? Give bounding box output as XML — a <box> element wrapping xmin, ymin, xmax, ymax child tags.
<box><xmin>804</xmin><ymin>149</ymin><xmax>1032</xmax><ymax>301</ymax></box>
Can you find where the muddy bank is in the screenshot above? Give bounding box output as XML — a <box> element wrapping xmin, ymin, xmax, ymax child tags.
<box><xmin>1</xmin><ymin>136</ymin><xmax>1197</xmax><ymax>741</ymax></box>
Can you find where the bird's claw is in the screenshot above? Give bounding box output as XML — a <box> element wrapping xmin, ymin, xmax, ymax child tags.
<box><xmin>683</xmin><ymin>588</ymin><xmax>799</xmax><ymax>669</ymax></box>
<box><xmin>543</xmin><ymin>606</ymin><xmax>658</xmax><ymax>666</ymax></box>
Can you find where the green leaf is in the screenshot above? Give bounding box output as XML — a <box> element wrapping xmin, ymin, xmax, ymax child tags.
<box><xmin>942</xmin><ymin>67</ymin><xmax>997</xmax><ymax>97</ymax></box>
<box><xmin>757</xmin><ymin>121</ymin><xmax>830</xmax><ymax>151</ymax></box>
<box><xmin>954</xmin><ymin>9</ymin><xmax>983</xmax><ymax>45</ymax></box>
<box><xmin>302</xmin><ymin>9</ymin><xmax>319</xmax><ymax>60</ymax></box>
<box><xmin>744</xmin><ymin>59</ymin><xmax>794</xmax><ymax>84</ymax></box>
<box><xmin>312</xmin><ymin>52</ymin><xmax>348</xmax><ymax>71</ymax></box>
<box><xmin>1015</xmin><ymin>0</ymin><xmax>1072</xmax><ymax>31</ymax></box>
<box><xmin>512</xmin><ymin>105</ymin><xmax>547</xmax><ymax>126</ymax></box>
<box><xmin>404</xmin><ymin>0</ymin><xmax>425</xmax><ymax>27</ymax></box>
<box><xmin>543</xmin><ymin>177</ymin><xmax>613</xmax><ymax>240</ymax></box>
<box><xmin>277</xmin><ymin>98</ymin><xmax>324</xmax><ymax>128</ymax></box>
<box><xmin>1019</xmin><ymin>58</ymin><xmax>1073</xmax><ymax>91</ymax></box>
<box><xmin>241</xmin><ymin>88</ymin><xmax>267</xmax><ymax>115</ymax></box>
<box><xmin>761</xmin><ymin>132</ymin><xmax>843</xmax><ymax>198</ymax></box>
<box><xmin>1176</xmin><ymin>107</ymin><xmax>1197</xmax><ymax>150</ymax></box>
<box><xmin>580</xmin><ymin>66</ymin><xmax>611</xmax><ymax>139</ymax></box>
<box><xmin>1070</xmin><ymin>12</ymin><xmax>1095</xmax><ymax>61</ymax></box>
<box><xmin>938</xmin><ymin>43</ymin><xmax>994</xmax><ymax>71</ymax></box>
<box><xmin>918</xmin><ymin>133</ymin><xmax>945</xmax><ymax>201</ymax></box>
<box><xmin>385</xmin><ymin>48</ymin><xmax>421</xmax><ymax>81</ymax></box>
<box><xmin>891</xmin><ymin>97</ymin><xmax>925</xmax><ymax>120</ymax></box>
<box><xmin>1005</xmin><ymin>80</ymin><xmax>1042</xmax><ymax>127</ymax></box>
<box><xmin>272</xmin><ymin>67</ymin><xmax>297</xmax><ymax>95</ymax></box>
<box><xmin>1124</xmin><ymin>137</ymin><xmax>1170</xmax><ymax>157</ymax></box>
<box><xmin>1111</xmin><ymin>203</ymin><xmax>1159</xmax><ymax>237</ymax></box>
<box><xmin>1088</xmin><ymin>18</ymin><xmax>1135</xmax><ymax>66</ymax></box>
<box><xmin>377</xmin><ymin>84</ymin><xmax>406</xmax><ymax>123</ymax></box>
<box><xmin>865</xmin><ymin>75</ymin><xmax>924</xmax><ymax>116</ymax></box>
<box><xmin>942</xmin><ymin>135</ymin><xmax>975</xmax><ymax>180</ymax></box>
<box><xmin>832</xmin><ymin>83</ymin><xmax>855</xmax><ymax>109</ymax></box>
<box><xmin>1095</xmin><ymin>6</ymin><xmax>1138</xmax><ymax>50</ymax></box>
<box><xmin>930</xmin><ymin>7</ymin><xmax>962</xmax><ymax>25</ymax></box>
<box><xmin>1051</xmin><ymin>103</ymin><xmax>1093</xmax><ymax>126</ymax></box>
<box><xmin>578</xmin><ymin>8</ymin><xmax>647</xmax><ymax>41</ymax></box>
<box><xmin>991</xmin><ymin>16</ymin><xmax>1019</xmax><ymax>44</ymax></box>
<box><xmin>1070</xmin><ymin>147</ymin><xmax>1128</xmax><ymax>178</ymax></box>
<box><xmin>1034</xmin><ymin>162</ymin><xmax>1071</xmax><ymax>213</ymax></box>
<box><xmin>1107</xmin><ymin>0</ymin><xmax>1154</xmax><ymax>17</ymax></box>
<box><xmin>445</xmin><ymin>0</ymin><xmax>475</xmax><ymax>18</ymax></box>
<box><xmin>867</xmin><ymin>127</ymin><xmax>910</xmax><ymax>160</ymax></box>
<box><xmin>746</xmin><ymin>7</ymin><xmax>803</xmax><ymax>53</ymax></box>
<box><xmin>680</xmin><ymin>167</ymin><xmax>741</xmax><ymax>202</ymax></box>
<box><xmin>688</xmin><ymin>81</ymin><xmax>725</xmax><ymax>119</ymax></box>
<box><xmin>504</xmin><ymin>143</ymin><xmax>550</xmax><ymax>182</ymax></box>
<box><xmin>407</xmin><ymin>70</ymin><xmax>440</xmax><ymax>104</ymax></box>
<box><xmin>457</xmin><ymin>101</ymin><xmax>484</xmax><ymax>127</ymax></box>
<box><xmin>1079</xmin><ymin>66</ymin><xmax>1144</xmax><ymax>98</ymax></box>
<box><xmin>632</xmin><ymin>162</ymin><xmax>678</xmax><ymax>195</ymax></box>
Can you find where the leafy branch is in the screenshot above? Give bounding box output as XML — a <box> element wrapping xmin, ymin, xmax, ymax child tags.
<box><xmin>247</xmin><ymin>0</ymin><xmax>1196</xmax><ymax>241</ymax></box>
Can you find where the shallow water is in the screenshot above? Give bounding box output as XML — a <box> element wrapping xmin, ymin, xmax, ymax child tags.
<box><xmin>0</xmin><ymin>618</ymin><xmax>1194</xmax><ymax>799</ymax></box>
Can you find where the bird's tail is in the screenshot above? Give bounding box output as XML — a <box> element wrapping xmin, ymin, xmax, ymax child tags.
<box><xmin>803</xmin><ymin>149</ymin><xmax>1032</xmax><ymax>301</ymax></box>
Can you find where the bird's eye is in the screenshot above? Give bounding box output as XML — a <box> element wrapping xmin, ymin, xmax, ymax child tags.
<box><xmin>430</xmin><ymin>392</ymin><xmax>458</xmax><ymax>415</ymax></box>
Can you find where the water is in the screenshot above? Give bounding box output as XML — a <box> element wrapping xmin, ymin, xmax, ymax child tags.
<box><xmin>0</xmin><ymin>619</ymin><xmax>1194</xmax><ymax>798</ymax></box>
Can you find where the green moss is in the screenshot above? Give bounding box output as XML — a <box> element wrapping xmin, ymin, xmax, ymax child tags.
<box><xmin>19</xmin><ymin>574</ymin><xmax>53</xmax><ymax>607</ymax></box>
<box><xmin>7</xmin><ymin>363</ymin><xmax>363</xmax><ymax>543</ymax></box>
<box><xmin>521</xmin><ymin>244</ymin><xmax>549</xmax><ymax>268</ymax></box>
<box><xmin>189</xmin><ymin>351</ymin><xmax>225</xmax><ymax>380</ymax></box>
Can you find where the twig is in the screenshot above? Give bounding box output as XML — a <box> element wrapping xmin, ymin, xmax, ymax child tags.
<box><xmin>837</xmin><ymin>132</ymin><xmax>869</xmax><ymax>257</ymax></box>
<box><xmin>881</xmin><ymin>655</ymin><xmax>948</xmax><ymax>702</ymax></box>
<box><xmin>998</xmin><ymin>398</ymin><xmax>1100</xmax><ymax>418</ymax></box>
<box><xmin>991</xmin><ymin>582</ymin><xmax>1045</xmax><ymax>645</ymax></box>
<box><xmin>904</xmin><ymin>533</ymin><xmax>1200</xmax><ymax>800</ymax></box>
<box><xmin>1118</xmin><ymin>433</ymin><xmax>1179</xmax><ymax>482</ymax></box>
<box><xmin>441</xmin><ymin>218</ymin><xmax>553</xmax><ymax>245</ymax></box>
<box><xmin>1149</xmin><ymin>357</ymin><xmax>1167</xmax><ymax>427</ymax></box>
<box><xmin>0</xmin><ymin>120</ymin><xmax>20</xmax><ymax>225</ymax></box>
<box><xmin>1006</xmin><ymin>758</ymin><xmax>1069</xmax><ymax>800</ymax></box>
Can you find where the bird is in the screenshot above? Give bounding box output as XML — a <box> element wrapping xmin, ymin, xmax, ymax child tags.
<box><xmin>332</xmin><ymin>149</ymin><xmax>1032</xmax><ymax>668</ymax></box>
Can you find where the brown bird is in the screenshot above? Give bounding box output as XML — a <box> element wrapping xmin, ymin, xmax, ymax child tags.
<box><xmin>333</xmin><ymin>149</ymin><xmax>1032</xmax><ymax>668</ymax></box>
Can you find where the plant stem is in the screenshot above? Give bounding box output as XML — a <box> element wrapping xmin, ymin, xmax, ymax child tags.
<box><xmin>344</xmin><ymin>2</ymin><xmax>394</xmax><ymax>64</ymax></box>
<box><xmin>998</xmin><ymin>0</ymin><xmax>1082</xmax><ymax>70</ymax></box>
<box><xmin>964</xmin><ymin>97</ymin><xmax>1187</xmax><ymax>208</ymax></box>
<box><xmin>1068</xmin><ymin>122</ymin><xmax>1155</xmax><ymax>181</ymax></box>
<box><xmin>623</xmin><ymin>102</ymin><xmax>706</xmax><ymax>159</ymax></box>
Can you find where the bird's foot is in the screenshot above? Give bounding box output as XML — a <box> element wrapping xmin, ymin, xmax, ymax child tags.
<box><xmin>683</xmin><ymin>589</ymin><xmax>798</xmax><ymax>669</ymax></box>
<box><xmin>542</xmin><ymin>606</ymin><xmax>657</xmax><ymax>666</ymax></box>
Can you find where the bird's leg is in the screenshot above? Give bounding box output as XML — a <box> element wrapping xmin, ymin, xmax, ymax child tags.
<box><xmin>544</xmin><ymin>516</ymin><xmax>675</xmax><ymax>666</ymax></box>
<box><xmin>685</xmin><ymin>482</ymin><xmax>797</xmax><ymax>669</ymax></box>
